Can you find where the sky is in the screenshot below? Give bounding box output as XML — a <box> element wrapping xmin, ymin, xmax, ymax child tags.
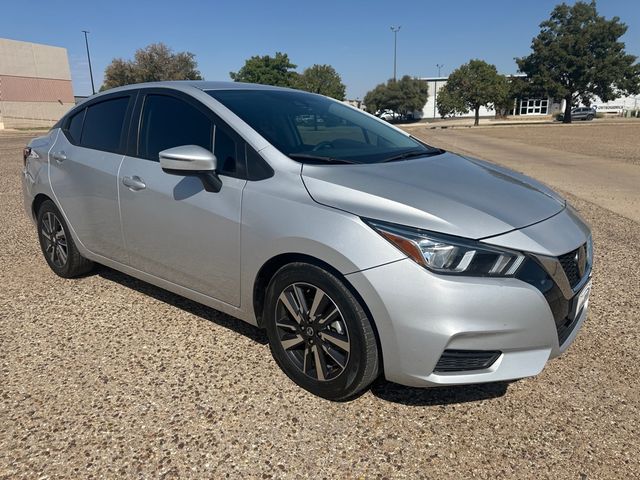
<box><xmin>1</xmin><ymin>0</ymin><xmax>639</xmax><ymax>99</ymax></box>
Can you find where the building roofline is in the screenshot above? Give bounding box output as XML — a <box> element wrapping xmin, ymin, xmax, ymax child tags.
<box><xmin>420</xmin><ymin>73</ymin><xmax>527</xmax><ymax>81</ymax></box>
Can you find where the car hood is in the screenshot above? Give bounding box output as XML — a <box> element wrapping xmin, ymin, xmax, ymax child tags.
<box><xmin>301</xmin><ymin>152</ymin><xmax>565</xmax><ymax>239</ymax></box>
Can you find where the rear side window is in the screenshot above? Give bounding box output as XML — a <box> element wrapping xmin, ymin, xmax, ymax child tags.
<box><xmin>138</xmin><ymin>94</ymin><xmax>212</xmax><ymax>161</ymax></box>
<box><xmin>80</xmin><ymin>97</ymin><xmax>130</xmax><ymax>153</ymax></box>
<box><xmin>66</xmin><ymin>109</ymin><xmax>85</xmax><ymax>144</ymax></box>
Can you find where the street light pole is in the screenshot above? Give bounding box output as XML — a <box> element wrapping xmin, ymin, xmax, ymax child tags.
<box><xmin>82</xmin><ymin>30</ymin><xmax>96</xmax><ymax>95</ymax></box>
<box><xmin>390</xmin><ymin>26</ymin><xmax>401</xmax><ymax>81</ymax></box>
<box><xmin>433</xmin><ymin>65</ymin><xmax>444</xmax><ymax>119</ymax></box>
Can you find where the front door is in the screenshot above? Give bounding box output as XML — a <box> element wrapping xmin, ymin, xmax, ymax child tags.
<box><xmin>118</xmin><ymin>91</ymin><xmax>245</xmax><ymax>306</ymax></box>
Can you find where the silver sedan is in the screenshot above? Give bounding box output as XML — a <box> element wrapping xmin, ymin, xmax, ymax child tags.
<box><xmin>22</xmin><ymin>81</ymin><xmax>592</xmax><ymax>400</ymax></box>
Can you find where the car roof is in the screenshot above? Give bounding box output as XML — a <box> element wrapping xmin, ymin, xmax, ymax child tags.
<box><xmin>89</xmin><ymin>80</ymin><xmax>299</xmax><ymax>98</ymax></box>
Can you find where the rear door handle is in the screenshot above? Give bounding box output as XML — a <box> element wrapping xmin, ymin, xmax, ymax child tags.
<box><xmin>51</xmin><ymin>151</ymin><xmax>67</xmax><ymax>163</ymax></box>
<box><xmin>122</xmin><ymin>175</ymin><xmax>146</xmax><ymax>191</ymax></box>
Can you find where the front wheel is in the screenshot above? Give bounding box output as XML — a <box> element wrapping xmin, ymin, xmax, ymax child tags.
<box><xmin>264</xmin><ymin>263</ymin><xmax>380</xmax><ymax>400</ymax></box>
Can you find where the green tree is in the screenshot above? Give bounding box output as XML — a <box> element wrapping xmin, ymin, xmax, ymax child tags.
<box><xmin>102</xmin><ymin>43</ymin><xmax>202</xmax><ymax>90</ymax></box>
<box><xmin>517</xmin><ymin>1</ymin><xmax>640</xmax><ymax>123</ymax></box>
<box><xmin>436</xmin><ymin>59</ymin><xmax>509</xmax><ymax>125</ymax></box>
<box><xmin>230</xmin><ymin>52</ymin><xmax>298</xmax><ymax>87</ymax></box>
<box><xmin>363</xmin><ymin>76</ymin><xmax>429</xmax><ymax>118</ymax></box>
<box><xmin>295</xmin><ymin>64</ymin><xmax>346</xmax><ymax>100</ymax></box>
<box><xmin>435</xmin><ymin>86</ymin><xmax>466</xmax><ymax>119</ymax></box>
<box><xmin>493</xmin><ymin>76</ymin><xmax>537</xmax><ymax>118</ymax></box>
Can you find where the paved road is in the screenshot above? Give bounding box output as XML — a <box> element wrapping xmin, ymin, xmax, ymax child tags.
<box><xmin>1</xmin><ymin>133</ymin><xmax>638</xmax><ymax>479</ymax></box>
<box><xmin>406</xmin><ymin>125</ymin><xmax>640</xmax><ymax>223</ymax></box>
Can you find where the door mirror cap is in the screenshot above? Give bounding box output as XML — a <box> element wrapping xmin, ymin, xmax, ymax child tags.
<box><xmin>159</xmin><ymin>145</ymin><xmax>217</xmax><ymax>172</ymax></box>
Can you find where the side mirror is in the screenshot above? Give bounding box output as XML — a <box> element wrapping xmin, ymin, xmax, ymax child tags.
<box><xmin>159</xmin><ymin>145</ymin><xmax>222</xmax><ymax>193</ymax></box>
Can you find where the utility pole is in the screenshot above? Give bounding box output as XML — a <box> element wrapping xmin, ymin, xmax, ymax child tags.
<box><xmin>82</xmin><ymin>30</ymin><xmax>96</xmax><ymax>95</ymax></box>
<box><xmin>390</xmin><ymin>26</ymin><xmax>401</xmax><ymax>81</ymax></box>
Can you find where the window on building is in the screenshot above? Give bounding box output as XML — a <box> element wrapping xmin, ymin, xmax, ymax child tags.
<box><xmin>80</xmin><ymin>97</ymin><xmax>130</xmax><ymax>152</ymax></box>
<box><xmin>519</xmin><ymin>98</ymin><xmax>549</xmax><ymax>116</ymax></box>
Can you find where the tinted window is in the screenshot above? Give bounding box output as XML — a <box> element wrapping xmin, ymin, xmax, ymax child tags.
<box><xmin>214</xmin><ymin>126</ymin><xmax>238</xmax><ymax>175</ymax></box>
<box><xmin>138</xmin><ymin>94</ymin><xmax>212</xmax><ymax>161</ymax></box>
<box><xmin>207</xmin><ymin>89</ymin><xmax>440</xmax><ymax>164</ymax></box>
<box><xmin>66</xmin><ymin>109</ymin><xmax>85</xmax><ymax>144</ymax></box>
<box><xmin>80</xmin><ymin>97</ymin><xmax>130</xmax><ymax>152</ymax></box>
<box><xmin>246</xmin><ymin>144</ymin><xmax>274</xmax><ymax>180</ymax></box>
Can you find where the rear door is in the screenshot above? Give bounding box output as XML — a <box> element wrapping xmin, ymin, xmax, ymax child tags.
<box><xmin>118</xmin><ymin>90</ymin><xmax>246</xmax><ymax>306</ymax></box>
<box><xmin>49</xmin><ymin>93</ymin><xmax>135</xmax><ymax>262</ymax></box>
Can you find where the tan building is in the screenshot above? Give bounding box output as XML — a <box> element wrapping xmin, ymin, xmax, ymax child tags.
<box><xmin>0</xmin><ymin>38</ymin><xmax>75</xmax><ymax>129</ymax></box>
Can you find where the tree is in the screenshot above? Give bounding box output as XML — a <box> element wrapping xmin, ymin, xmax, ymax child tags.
<box><xmin>436</xmin><ymin>59</ymin><xmax>509</xmax><ymax>125</ymax></box>
<box><xmin>230</xmin><ymin>52</ymin><xmax>298</xmax><ymax>87</ymax></box>
<box><xmin>435</xmin><ymin>86</ymin><xmax>466</xmax><ymax>119</ymax></box>
<box><xmin>102</xmin><ymin>43</ymin><xmax>202</xmax><ymax>90</ymax></box>
<box><xmin>517</xmin><ymin>1</ymin><xmax>640</xmax><ymax>123</ymax></box>
<box><xmin>363</xmin><ymin>76</ymin><xmax>429</xmax><ymax>118</ymax></box>
<box><xmin>102</xmin><ymin>59</ymin><xmax>136</xmax><ymax>91</ymax></box>
<box><xmin>295</xmin><ymin>64</ymin><xmax>346</xmax><ymax>100</ymax></box>
<box><xmin>493</xmin><ymin>76</ymin><xmax>535</xmax><ymax>118</ymax></box>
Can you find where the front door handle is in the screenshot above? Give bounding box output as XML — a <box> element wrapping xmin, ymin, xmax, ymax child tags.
<box><xmin>122</xmin><ymin>175</ymin><xmax>146</xmax><ymax>191</ymax></box>
<box><xmin>51</xmin><ymin>151</ymin><xmax>67</xmax><ymax>163</ymax></box>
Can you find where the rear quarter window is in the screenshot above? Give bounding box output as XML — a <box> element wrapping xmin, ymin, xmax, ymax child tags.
<box><xmin>66</xmin><ymin>109</ymin><xmax>86</xmax><ymax>144</ymax></box>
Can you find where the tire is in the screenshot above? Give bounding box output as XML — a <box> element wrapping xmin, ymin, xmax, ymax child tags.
<box><xmin>264</xmin><ymin>262</ymin><xmax>380</xmax><ymax>401</ymax></box>
<box><xmin>36</xmin><ymin>200</ymin><xmax>93</xmax><ymax>278</ymax></box>
<box><xmin>587</xmin><ymin>115</ymin><xmax>594</xmax><ymax>121</ymax></box>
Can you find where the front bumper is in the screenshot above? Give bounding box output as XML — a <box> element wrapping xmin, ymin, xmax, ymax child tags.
<box><xmin>346</xmin><ymin>257</ymin><xmax>589</xmax><ymax>388</ymax></box>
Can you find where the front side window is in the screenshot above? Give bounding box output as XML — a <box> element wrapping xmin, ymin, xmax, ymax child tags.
<box><xmin>207</xmin><ymin>89</ymin><xmax>439</xmax><ymax>164</ymax></box>
<box><xmin>80</xmin><ymin>97</ymin><xmax>130</xmax><ymax>152</ymax></box>
<box><xmin>138</xmin><ymin>94</ymin><xmax>213</xmax><ymax>161</ymax></box>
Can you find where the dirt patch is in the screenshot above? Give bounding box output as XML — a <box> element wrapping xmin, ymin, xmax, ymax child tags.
<box><xmin>1</xmin><ymin>135</ymin><xmax>638</xmax><ymax>479</ymax></box>
<box><xmin>466</xmin><ymin>122</ymin><xmax>640</xmax><ymax>165</ymax></box>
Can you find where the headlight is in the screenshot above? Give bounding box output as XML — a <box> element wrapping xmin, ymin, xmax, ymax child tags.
<box><xmin>365</xmin><ymin>219</ymin><xmax>525</xmax><ymax>276</ymax></box>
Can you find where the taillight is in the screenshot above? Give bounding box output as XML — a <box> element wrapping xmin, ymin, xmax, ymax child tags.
<box><xmin>23</xmin><ymin>147</ymin><xmax>31</xmax><ymax>166</ymax></box>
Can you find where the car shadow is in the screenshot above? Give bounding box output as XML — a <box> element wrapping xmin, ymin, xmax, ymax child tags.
<box><xmin>96</xmin><ymin>265</ymin><xmax>268</xmax><ymax>345</ymax></box>
<box><xmin>95</xmin><ymin>265</ymin><xmax>510</xmax><ymax>406</ymax></box>
<box><xmin>370</xmin><ymin>378</ymin><xmax>510</xmax><ymax>406</ymax></box>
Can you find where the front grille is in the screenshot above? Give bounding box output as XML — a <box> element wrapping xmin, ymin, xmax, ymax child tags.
<box><xmin>434</xmin><ymin>350</ymin><xmax>501</xmax><ymax>373</ymax></box>
<box><xmin>516</xmin><ymin>258</ymin><xmax>582</xmax><ymax>346</ymax></box>
<box><xmin>558</xmin><ymin>248</ymin><xmax>581</xmax><ymax>288</ymax></box>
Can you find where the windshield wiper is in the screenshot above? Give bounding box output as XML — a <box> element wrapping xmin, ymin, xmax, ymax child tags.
<box><xmin>383</xmin><ymin>149</ymin><xmax>444</xmax><ymax>163</ymax></box>
<box><xmin>288</xmin><ymin>153</ymin><xmax>359</xmax><ymax>165</ymax></box>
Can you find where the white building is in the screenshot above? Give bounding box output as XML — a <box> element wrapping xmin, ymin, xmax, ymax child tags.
<box><xmin>419</xmin><ymin>74</ymin><xmax>639</xmax><ymax>120</ymax></box>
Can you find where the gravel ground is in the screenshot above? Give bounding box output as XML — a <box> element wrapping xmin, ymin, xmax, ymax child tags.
<box><xmin>455</xmin><ymin>121</ymin><xmax>640</xmax><ymax>166</ymax></box>
<box><xmin>1</xmin><ymin>132</ymin><xmax>639</xmax><ymax>479</ymax></box>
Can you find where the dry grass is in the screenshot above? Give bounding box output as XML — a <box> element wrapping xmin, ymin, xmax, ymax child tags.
<box><xmin>471</xmin><ymin>121</ymin><xmax>640</xmax><ymax>165</ymax></box>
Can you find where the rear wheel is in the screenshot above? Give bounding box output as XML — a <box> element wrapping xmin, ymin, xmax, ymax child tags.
<box><xmin>264</xmin><ymin>263</ymin><xmax>379</xmax><ymax>400</ymax></box>
<box><xmin>36</xmin><ymin>200</ymin><xmax>93</xmax><ymax>278</ymax></box>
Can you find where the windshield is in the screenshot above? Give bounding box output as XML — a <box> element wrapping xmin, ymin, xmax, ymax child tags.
<box><xmin>206</xmin><ymin>89</ymin><xmax>440</xmax><ymax>164</ymax></box>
